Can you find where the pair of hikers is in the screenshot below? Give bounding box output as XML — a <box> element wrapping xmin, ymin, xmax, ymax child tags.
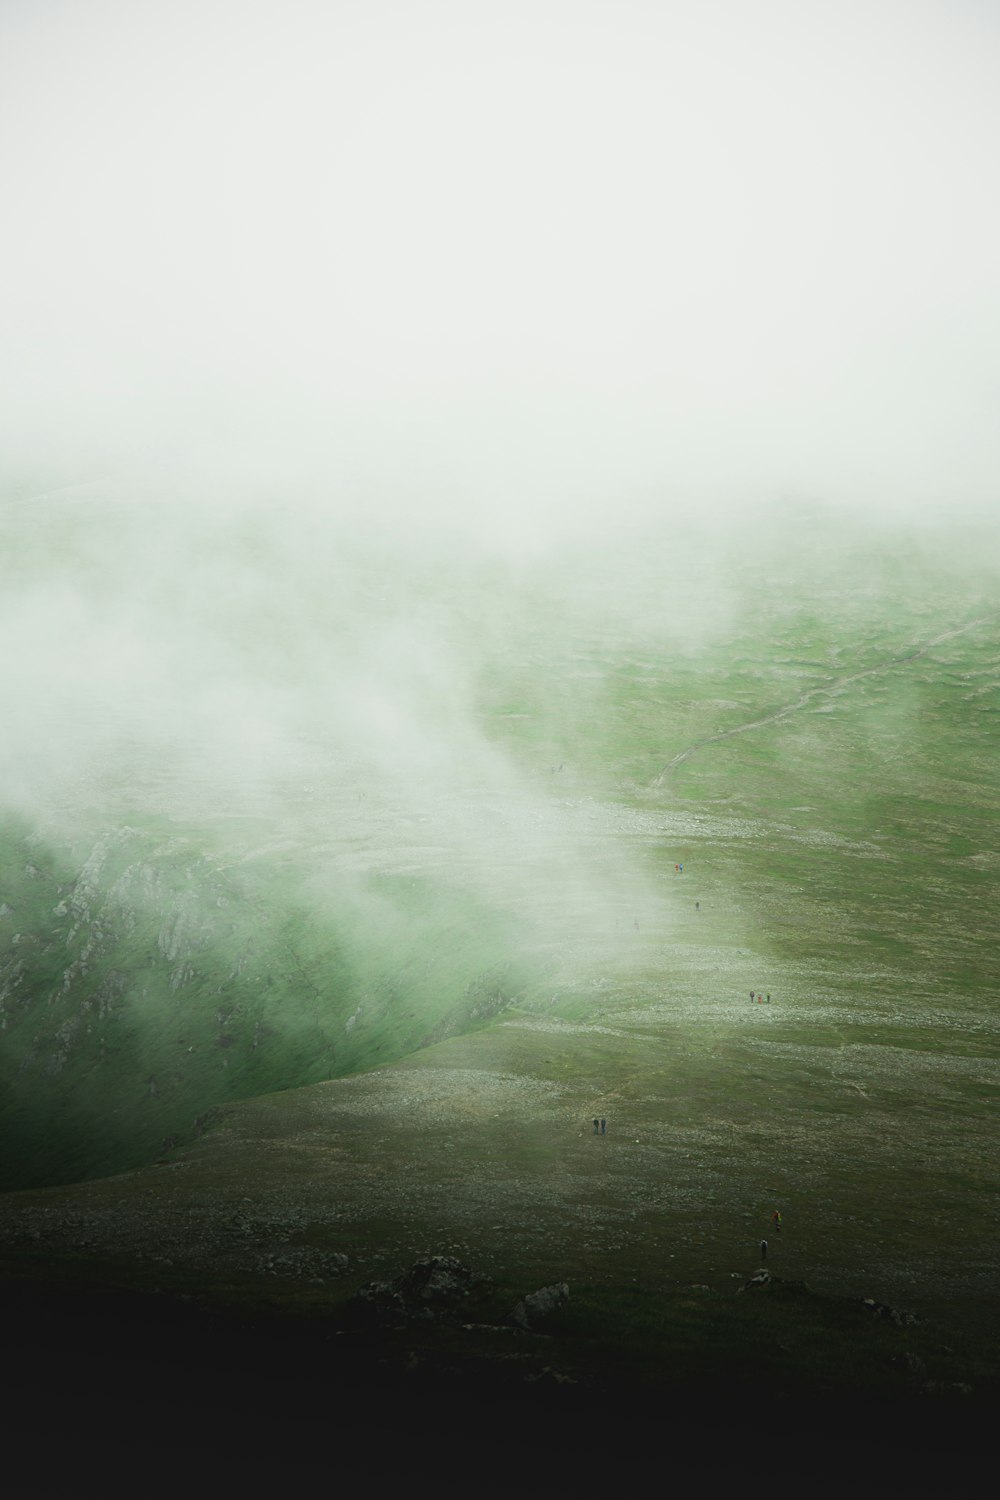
<box><xmin>760</xmin><ymin>1211</ymin><xmax>783</xmax><ymax>1258</ymax></box>
<box><xmin>592</xmin><ymin>1117</ymin><xmax>607</xmax><ymax>1135</ymax></box>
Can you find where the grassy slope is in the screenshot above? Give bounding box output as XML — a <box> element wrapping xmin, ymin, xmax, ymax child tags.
<box><xmin>1</xmin><ymin>511</ymin><xmax>998</xmax><ymax>1416</ymax></box>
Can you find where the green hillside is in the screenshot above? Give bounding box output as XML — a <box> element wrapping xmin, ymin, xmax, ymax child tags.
<box><xmin>2</xmin><ymin>501</ymin><xmax>999</xmax><ymax>1414</ymax></box>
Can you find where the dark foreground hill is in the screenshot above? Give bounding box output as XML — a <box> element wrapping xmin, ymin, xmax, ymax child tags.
<box><xmin>1</xmin><ymin>1010</ymin><xmax>997</xmax><ymax>1483</ymax></box>
<box><xmin>0</xmin><ymin>1266</ymin><xmax>986</xmax><ymax>1487</ymax></box>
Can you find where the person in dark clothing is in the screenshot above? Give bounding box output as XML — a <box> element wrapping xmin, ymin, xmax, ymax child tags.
<box><xmin>600</xmin><ymin>1118</ymin><xmax>607</xmax><ymax>1135</ymax></box>
<box><xmin>760</xmin><ymin>1238</ymin><xmax>768</xmax><ymax>1260</ymax></box>
<box><xmin>593</xmin><ymin>1118</ymin><xmax>600</xmax><ymax>1134</ymax></box>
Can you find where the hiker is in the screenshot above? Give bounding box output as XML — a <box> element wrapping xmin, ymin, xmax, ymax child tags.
<box><xmin>750</xmin><ymin>991</ymin><xmax>755</xmax><ymax>1001</ymax></box>
<box><xmin>771</xmin><ymin>1211</ymin><xmax>782</xmax><ymax>1233</ymax></box>
<box><xmin>695</xmin><ymin>901</ymin><xmax>700</xmax><ymax>910</ymax></box>
<box><xmin>593</xmin><ymin>1118</ymin><xmax>600</xmax><ymax>1134</ymax></box>
<box><xmin>760</xmin><ymin>1238</ymin><xmax>768</xmax><ymax>1260</ymax></box>
<box><xmin>766</xmin><ymin>993</ymin><xmax>771</xmax><ymax>1003</ymax></box>
<box><xmin>600</xmin><ymin>1118</ymin><xmax>607</xmax><ymax>1135</ymax></box>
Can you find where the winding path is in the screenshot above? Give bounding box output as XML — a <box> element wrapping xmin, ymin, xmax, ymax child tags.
<box><xmin>652</xmin><ymin>610</ymin><xmax>1000</xmax><ymax>786</ymax></box>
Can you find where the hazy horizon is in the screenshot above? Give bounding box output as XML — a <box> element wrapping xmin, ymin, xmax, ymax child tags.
<box><xmin>2</xmin><ymin>0</ymin><xmax>998</xmax><ymax>531</ymax></box>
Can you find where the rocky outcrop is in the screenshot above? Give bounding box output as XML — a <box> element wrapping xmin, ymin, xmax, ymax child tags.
<box><xmin>859</xmin><ymin>1296</ymin><xmax>920</xmax><ymax>1327</ymax></box>
<box><xmin>740</xmin><ymin>1270</ymin><xmax>771</xmax><ymax>1291</ymax></box>
<box><xmin>346</xmin><ymin>1256</ymin><xmax>485</xmax><ymax>1328</ymax></box>
<box><xmin>509</xmin><ymin>1281</ymin><xmax>570</xmax><ymax>1329</ymax></box>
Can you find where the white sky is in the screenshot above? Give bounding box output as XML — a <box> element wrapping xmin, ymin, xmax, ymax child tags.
<box><xmin>2</xmin><ymin>0</ymin><xmax>998</xmax><ymax>524</ymax></box>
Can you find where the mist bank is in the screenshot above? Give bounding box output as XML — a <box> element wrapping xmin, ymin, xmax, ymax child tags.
<box><xmin>1</xmin><ymin>486</ymin><xmax>684</xmax><ymax>1188</ymax></box>
<box><xmin>0</xmin><ymin>813</ymin><xmax>550</xmax><ymax>1190</ymax></box>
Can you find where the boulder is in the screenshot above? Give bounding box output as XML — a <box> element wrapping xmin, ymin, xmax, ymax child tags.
<box><xmin>860</xmin><ymin>1296</ymin><xmax>920</xmax><ymax>1327</ymax></box>
<box><xmin>739</xmin><ymin>1270</ymin><xmax>771</xmax><ymax>1292</ymax></box>
<box><xmin>398</xmin><ymin>1255</ymin><xmax>480</xmax><ymax>1305</ymax></box>
<box><xmin>345</xmin><ymin>1256</ymin><xmax>482</xmax><ymax>1328</ymax></box>
<box><xmin>524</xmin><ymin>1365</ymin><xmax>577</xmax><ymax>1386</ymax></box>
<box><xmin>345</xmin><ymin>1279</ymin><xmax>408</xmax><ymax>1328</ymax></box>
<box><xmin>509</xmin><ymin>1282</ymin><xmax>570</xmax><ymax>1329</ymax></box>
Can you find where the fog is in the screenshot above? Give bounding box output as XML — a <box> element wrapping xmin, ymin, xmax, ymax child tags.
<box><xmin>2</xmin><ymin>3</ymin><xmax>999</xmax><ymax>1185</ymax></box>
<box><xmin>3</xmin><ymin>0</ymin><xmax>998</xmax><ymax>926</ymax></box>
<box><xmin>2</xmin><ymin>0</ymin><xmax>998</xmax><ymax>524</ymax></box>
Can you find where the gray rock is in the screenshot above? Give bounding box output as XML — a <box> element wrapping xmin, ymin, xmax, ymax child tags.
<box><xmin>346</xmin><ymin>1256</ymin><xmax>482</xmax><ymax>1328</ymax></box>
<box><xmin>398</xmin><ymin>1255</ymin><xmax>480</xmax><ymax>1305</ymax></box>
<box><xmin>860</xmin><ymin>1296</ymin><xmax>920</xmax><ymax>1327</ymax></box>
<box><xmin>346</xmin><ymin>1279</ymin><xmax>408</xmax><ymax>1328</ymax></box>
<box><xmin>524</xmin><ymin>1365</ymin><xmax>577</xmax><ymax>1386</ymax></box>
<box><xmin>739</xmin><ymin>1270</ymin><xmax>771</xmax><ymax>1291</ymax></box>
<box><xmin>510</xmin><ymin>1282</ymin><xmax>570</xmax><ymax>1329</ymax></box>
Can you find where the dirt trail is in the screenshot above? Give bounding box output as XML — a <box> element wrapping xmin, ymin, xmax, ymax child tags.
<box><xmin>652</xmin><ymin>610</ymin><xmax>1000</xmax><ymax>785</ymax></box>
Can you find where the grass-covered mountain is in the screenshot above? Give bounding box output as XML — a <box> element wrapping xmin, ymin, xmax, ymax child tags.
<box><xmin>2</xmin><ymin>493</ymin><xmax>999</xmax><ymax>1433</ymax></box>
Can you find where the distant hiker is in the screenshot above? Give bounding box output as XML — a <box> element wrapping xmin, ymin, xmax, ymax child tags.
<box><xmin>760</xmin><ymin>1239</ymin><xmax>768</xmax><ymax>1260</ymax></box>
<box><xmin>675</xmin><ymin>864</ymin><xmax>680</xmax><ymax>874</ymax></box>
<box><xmin>600</xmin><ymin>1118</ymin><xmax>607</xmax><ymax>1135</ymax></box>
<box><xmin>750</xmin><ymin>991</ymin><xmax>755</xmax><ymax>1001</ymax></box>
<box><xmin>593</xmin><ymin>1118</ymin><xmax>600</xmax><ymax>1134</ymax></box>
<box><xmin>634</xmin><ymin>918</ymin><xmax>639</xmax><ymax>931</ymax></box>
<box><xmin>772</xmin><ymin>1211</ymin><xmax>782</xmax><ymax>1233</ymax></box>
<box><xmin>766</xmin><ymin>993</ymin><xmax>771</xmax><ymax>1003</ymax></box>
<box><xmin>679</xmin><ymin>863</ymin><xmax>683</xmax><ymax>872</ymax></box>
<box><xmin>695</xmin><ymin>901</ymin><xmax>700</xmax><ymax>910</ymax></box>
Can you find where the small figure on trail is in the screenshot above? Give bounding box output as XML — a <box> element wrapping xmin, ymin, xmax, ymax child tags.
<box><xmin>766</xmin><ymin>993</ymin><xmax>771</xmax><ymax>1003</ymax></box>
<box><xmin>634</xmin><ymin>918</ymin><xmax>640</xmax><ymax>931</ymax></box>
<box><xmin>600</xmin><ymin>1118</ymin><xmax>607</xmax><ymax>1135</ymax></box>
<box><xmin>760</xmin><ymin>1238</ymin><xmax>768</xmax><ymax>1260</ymax></box>
<box><xmin>679</xmin><ymin>863</ymin><xmax>683</xmax><ymax>873</ymax></box>
<box><xmin>695</xmin><ymin>901</ymin><xmax>700</xmax><ymax>910</ymax></box>
<box><xmin>750</xmin><ymin>991</ymin><xmax>755</xmax><ymax>1001</ymax></box>
<box><xmin>771</xmin><ymin>1211</ymin><xmax>782</xmax><ymax>1233</ymax></box>
<box><xmin>593</xmin><ymin>1118</ymin><xmax>600</xmax><ymax>1134</ymax></box>
<box><xmin>675</xmin><ymin>864</ymin><xmax>680</xmax><ymax>874</ymax></box>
